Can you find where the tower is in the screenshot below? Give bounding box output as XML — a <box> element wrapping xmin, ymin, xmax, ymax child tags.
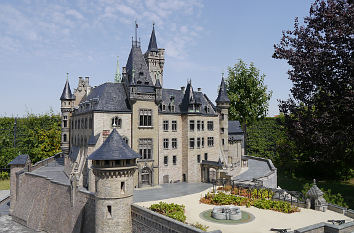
<box><xmin>144</xmin><ymin>24</ymin><xmax>165</xmax><ymax>86</ymax></box>
<box><xmin>216</xmin><ymin>75</ymin><xmax>230</xmax><ymax>162</ymax></box>
<box><xmin>89</xmin><ymin>129</ymin><xmax>139</xmax><ymax>233</ymax></box>
<box><xmin>60</xmin><ymin>76</ymin><xmax>75</xmax><ymax>155</ymax></box>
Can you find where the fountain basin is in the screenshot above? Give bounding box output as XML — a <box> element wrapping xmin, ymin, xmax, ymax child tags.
<box><xmin>212</xmin><ymin>206</ymin><xmax>242</xmax><ymax>220</ymax></box>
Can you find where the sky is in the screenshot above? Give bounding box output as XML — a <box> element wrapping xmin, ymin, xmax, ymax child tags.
<box><xmin>0</xmin><ymin>0</ymin><xmax>315</xmax><ymax>117</ymax></box>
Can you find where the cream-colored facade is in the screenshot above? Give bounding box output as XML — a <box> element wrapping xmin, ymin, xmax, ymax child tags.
<box><xmin>60</xmin><ymin>26</ymin><xmax>244</xmax><ymax>190</ymax></box>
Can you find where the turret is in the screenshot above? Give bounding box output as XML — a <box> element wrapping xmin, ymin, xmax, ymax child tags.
<box><xmin>60</xmin><ymin>77</ymin><xmax>75</xmax><ymax>155</ymax></box>
<box><xmin>144</xmin><ymin>24</ymin><xmax>165</xmax><ymax>86</ymax></box>
<box><xmin>216</xmin><ymin>76</ymin><xmax>230</xmax><ymax>155</ymax></box>
<box><xmin>88</xmin><ymin>129</ymin><xmax>139</xmax><ymax>233</ymax></box>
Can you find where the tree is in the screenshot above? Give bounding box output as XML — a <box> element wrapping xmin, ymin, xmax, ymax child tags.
<box><xmin>226</xmin><ymin>59</ymin><xmax>272</xmax><ymax>126</ymax></box>
<box><xmin>273</xmin><ymin>0</ymin><xmax>353</xmax><ymax>179</ymax></box>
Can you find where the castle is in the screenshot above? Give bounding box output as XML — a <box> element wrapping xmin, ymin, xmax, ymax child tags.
<box><xmin>60</xmin><ymin>24</ymin><xmax>245</xmax><ymax>191</ymax></box>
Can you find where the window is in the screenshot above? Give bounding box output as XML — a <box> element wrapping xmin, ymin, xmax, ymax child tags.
<box><xmin>172</xmin><ymin>121</ymin><xmax>177</xmax><ymax>131</ymax></box>
<box><xmin>139</xmin><ymin>138</ymin><xmax>152</xmax><ymax>159</ymax></box>
<box><xmin>63</xmin><ymin>134</ymin><xmax>67</xmax><ymax>142</ymax></box>
<box><xmin>189</xmin><ymin>138</ymin><xmax>195</xmax><ymax>149</ymax></box>
<box><xmin>221</xmin><ymin>113</ymin><xmax>224</xmax><ymax>120</ymax></box>
<box><xmin>197</xmin><ymin>120</ymin><xmax>201</xmax><ymax>131</ymax></box>
<box><xmin>112</xmin><ymin>116</ymin><xmax>122</xmax><ymax>128</ymax></box>
<box><xmin>222</xmin><ymin>139</ymin><xmax>225</xmax><ymax>145</ymax></box>
<box><xmin>163</xmin><ymin>138</ymin><xmax>169</xmax><ymax>149</ymax></box>
<box><xmin>201</xmin><ymin>137</ymin><xmax>205</xmax><ymax>147</ymax></box>
<box><xmin>201</xmin><ymin>121</ymin><xmax>204</xmax><ymax>131</ymax></box>
<box><xmin>170</xmin><ymin>105</ymin><xmax>175</xmax><ymax>112</ymax></box>
<box><xmin>63</xmin><ymin>116</ymin><xmax>68</xmax><ymax>128</ymax></box>
<box><xmin>162</xmin><ymin>104</ymin><xmax>166</xmax><ymax>111</ymax></box>
<box><xmin>207</xmin><ymin>121</ymin><xmax>214</xmax><ymax>131</ymax></box>
<box><xmin>173</xmin><ymin>155</ymin><xmax>177</xmax><ymax>165</ymax></box>
<box><xmin>197</xmin><ymin>154</ymin><xmax>201</xmax><ymax>163</ymax></box>
<box><xmin>122</xmin><ymin>136</ymin><xmax>129</xmax><ymax>144</ymax></box>
<box><xmin>163</xmin><ymin>120</ymin><xmax>169</xmax><ymax>131</ymax></box>
<box><xmin>81</xmin><ymin>118</ymin><xmax>84</xmax><ymax>129</ymax></box>
<box><xmin>85</xmin><ymin>118</ymin><xmax>87</xmax><ymax>129</ymax></box>
<box><xmin>207</xmin><ymin>137</ymin><xmax>214</xmax><ymax>147</ymax></box>
<box><xmin>172</xmin><ymin>138</ymin><xmax>177</xmax><ymax>149</ymax></box>
<box><xmin>221</xmin><ymin>128</ymin><xmax>224</xmax><ymax>134</ymax></box>
<box><xmin>139</xmin><ymin>109</ymin><xmax>152</xmax><ymax>126</ymax></box>
<box><xmin>121</xmin><ymin>182</ymin><xmax>125</xmax><ymax>194</ymax></box>
<box><xmin>107</xmin><ymin>205</ymin><xmax>112</xmax><ymax>218</ymax></box>
<box><xmin>197</xmin><ymin>137</ymin><xmax>201</xmax><ymax>148</ymax></box>
<box><xmin>164</xmin><ymin>156</ymin><xmax>168</xmax><ymax>166</ymax></box>
<box><xmin>189</xmin><ymin>120</ymin><xmax>195</xmax><ymax>131</ymax></box>
<box><xmin>204</xmin><ymin>153</ymin><xmax>208</xmax><ymax>161</ymax></box>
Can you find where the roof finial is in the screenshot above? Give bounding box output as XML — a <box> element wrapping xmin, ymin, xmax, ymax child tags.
<box><xmin>313</xmin><ymin>179</ymin><xmax>316</xmax><ymax>185</ymax></box>
<box><xmin>153</xmin><ymin>22</ymin><xmax>155</xmax><ymax>29</ymax></box>
<box><xmin>135</xmin><ymin>20</ymin><xmax>138</xmax><ymax>46</ymax></box>
<box><xmin>114</xmin><ymin>56</ymin><xmax>121</xmax><ymax>83</ymax></box>
<box><xmin>66</xmin><ymin>72</ymin><xmax>69</xmax><ymax>80</ymax></box>
<box><xmin>222</xmin><ymin>72</ymin><xmax>224</xmax><ymax>79</ymax></box>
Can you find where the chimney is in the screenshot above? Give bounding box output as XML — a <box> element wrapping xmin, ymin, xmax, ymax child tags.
<box><xmin>197</xmin><ymin>88</ymin><xmax>202</xmax><ymax>92</ymax></box>
<box><xmin>181</xmin><ymin>86</ymin><xmax>185</xmax><ymax>93</ymax></box>
<box><xmin>85</xmin><ymin>77</ymin><xmax>90</xmax><ymax>85</ymax></box>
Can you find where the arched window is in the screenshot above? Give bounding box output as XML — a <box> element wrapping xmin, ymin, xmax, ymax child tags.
<box><xmin>122</xmin><ymin>136</ymin><xmax>129</xmax><ymax>145</ymax></box>
<box><xmin>112</xmin><ymin>117</ymin><xmax>122</xmax><ymax>128</ymax></box>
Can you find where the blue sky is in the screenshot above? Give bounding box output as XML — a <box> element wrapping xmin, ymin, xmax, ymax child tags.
<box><xmin>0</xmin><ymin>0</ymin><xmax>315</xmax><ymax>117</ymax></box>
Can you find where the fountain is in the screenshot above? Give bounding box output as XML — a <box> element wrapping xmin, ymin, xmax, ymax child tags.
<box><xmin>211</xmin><ymin>206</ymin><xmax>242</xmax><ymax>220</ymax></box>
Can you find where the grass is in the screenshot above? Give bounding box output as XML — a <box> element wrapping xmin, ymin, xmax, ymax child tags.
<box><xmin>0</xmin><ymin>179</ymin><xmax>10</xmax><ymax>190</ymax></box>
<box><xmin>278</xmin><ymin>175</ymin><xmax>354</xmax><ymax>209</ymax></box>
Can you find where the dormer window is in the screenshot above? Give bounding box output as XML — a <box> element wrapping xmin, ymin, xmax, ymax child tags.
<box><xmin>112</xmin><ymin>117</ymin><xmax>122</xmax><ymax>128</ymax></box>
<box><xmin>162</xmin><ymin>104</ymin><xmax>166</xmax><ymax>111</ymax></box>
<box><xmin>169</xmin><ymin>104</ymin><xmax>175</xmax><ymax>112</ymax></box>
<box><xmin>137</xmin><ymin>81</ymin><xmax>142</xmax><ymax>84</ymax></box>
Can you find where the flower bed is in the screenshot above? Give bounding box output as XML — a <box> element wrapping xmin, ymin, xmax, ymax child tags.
<box><xmin>200</xmin><ymin>192</ymin><xmax>300</xmax><ymax>213</ymax></box>
<box><xmin>217</xmin><ymin>185</ymin><xmax>274</xmax><ymax>199</ymax></box>
<box><xmin>149</xmin><ymin>202</ymin><xmax>187</xmax><ymax>223</ymax></box>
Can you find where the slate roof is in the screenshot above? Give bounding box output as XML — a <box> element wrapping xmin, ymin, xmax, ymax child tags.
<box><xmin>68</xmin><ymin>146</ymin><xmax>80</xmax><ymax>161</ymax></box>
<box><xmin>8</xmin><ymin>154</ymin><xmax>29</xmax><ymax>165</ymax></box>
<box><xmin>75</xmin><ymin>83</ymin><xmax>131</xmax><ymax>114</ymax></box>
<box><xmin>88</xmin><ymin>133</ymin><xmax>100</xmax><ymax>146</ymax></box>
<box><xmin>215</xmin><ymin>77</ymin><xmax>230</xmax><ymax>103</ymax></box>
<box><xmin>60</xmin><ymin>80</ymin><xmax>75</xmax><ymax>100</ymax></box>
<box><xmin>147</xmin><ymin>25</ymin><xmax>158</xmax><ymax>53</ymax></box>
<box><xmin>228</xmin><ymin>121</ymin><xmax>243</xmax><ymax>134</ymax></box>
<box><xmin>88</xmin><ymin>129</ymin><xmax>140</xmax><ymax>160</ymax></box>
<box><xmin>160</xmin><ymin>87</ymin><xmax>217</xmax><ymax>115</ymax></box>
<box><xmin>306</xmin><ymin>180</ymin><xmax>324</xmax><ymax>198</ymax></box>
<box><xmin>126</xmin><ymin>45</ymin><xmax>153</xmax><ymax>86</ymax></box>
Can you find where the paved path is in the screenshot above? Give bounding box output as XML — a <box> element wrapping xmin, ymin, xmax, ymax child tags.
<box><xmin>234</xmin><ymin>158</ymin><xmax>271</xmax><ymax>181</ymax></box>
<box><xmin>134</xmin><ymin>182</ymin><xmax>212</xmax><ymax>202</ymax></box>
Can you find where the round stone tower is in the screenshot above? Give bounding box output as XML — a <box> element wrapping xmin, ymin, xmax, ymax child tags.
<box><xmin>60</xmin><ymin>77</ymin><xmax>75</xmax><ymax>155</ymax></box>
<box><xmin>88</xmin><ymin>129</ymin><xmax>139</xmax><ymax>233</ymax></box>
<box><xmin>216</xmin><ymin>76</ymin><xmax>230</xmax><ymax>159</ymax></box>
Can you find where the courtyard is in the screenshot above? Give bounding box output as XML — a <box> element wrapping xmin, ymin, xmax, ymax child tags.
<box><xmin>134</xmin><ymin>183</ymin><xmax>352</xmax><ymax>233</ymax></box>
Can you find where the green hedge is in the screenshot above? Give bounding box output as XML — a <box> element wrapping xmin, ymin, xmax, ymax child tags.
<box><xmin>149</xmin><ymin>202</ymin><xmax>186</xmax><ymax>223</ymax></box>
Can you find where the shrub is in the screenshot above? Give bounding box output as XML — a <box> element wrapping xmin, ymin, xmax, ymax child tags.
<box><xmin>0</xmin><ymin>171</ymin><xmax>9</xmax><ymax>180</ymax></box>
<box><xmin>191</xmin><ymin>222</ymin><xmax>209</xmax><ymax>232</ymax></box>
<box><xmin>149</xmin><ymin>202</ymin><xmax>186</xmax><ymax>223</ymax></box>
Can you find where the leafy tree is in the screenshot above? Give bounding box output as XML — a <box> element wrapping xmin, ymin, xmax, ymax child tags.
<box><xmin>273</xmin><ymin>0</ymin><xmax>354</xmax><ymax>179</ymax></box>
<box><xmin>226</xmin><ymin>59</ymin><xmax>272</xmax><ymax>126</ymax></box>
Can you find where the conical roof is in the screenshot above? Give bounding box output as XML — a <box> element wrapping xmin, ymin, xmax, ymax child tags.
<box><xmin>60</xmin><ymin>79</ymin><xmax>75</xmax><ymax>100</ymax></box>
<box><xmin>88</xmin><ymin>129</ymin><xmax>140</xmax><ymax>160</ymax></box>
<box><xmin>181</xmin><ymin>80</ymin><xmax>196</xmax><ymax>112</ymax></box>
<box><xmin>215</xmin><ymin>77</ymin><xmax>230</xmax><ymax>103</ymax></box>
<box><xmin>147</xmin><ymin>25</ymin><xmax>158</xmax><ymax>53</ymax></box>
<box><xmin>306</xmin><ymin>179</ymin><xmax>324</xmax><ymax>198</ymax></box>
<box><xmin>126</xmin><ymin>45</ymin><xmax>153</xmax><ymax>86</ymax></box>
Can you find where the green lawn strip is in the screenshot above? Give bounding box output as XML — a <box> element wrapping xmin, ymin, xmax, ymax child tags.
<box><xmin>278</xmin><ymin>175</ymin><xmax>354</xmax><ymax>209</ymax></box>
<box><xmin>0</xmin><ymin>179</ymin><xmax>10</xmax><ymax>190</ymax></box>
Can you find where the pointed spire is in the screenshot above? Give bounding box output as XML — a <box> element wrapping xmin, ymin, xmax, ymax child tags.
<box><xmin>114</xmin><ymin>56</ymin><xmax>121</xmax><ymax>83</ymax></box>
<box><xmin>216</xmin><ymin>74</ymin><xmax>230</xmax><ymax>104</ymax></box>
<box><xmin>147</xmin><ymin>23</ymin><xmax>158</xmax><ymax>52</ymax></box>
<box><xmin>60</xmin><ymin>75</ymin><xmax>75</xmax><ymax>100</ymax></box>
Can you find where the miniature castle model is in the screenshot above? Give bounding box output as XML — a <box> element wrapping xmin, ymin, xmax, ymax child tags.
<box><xmin>60</xmin><ymin>24</ymin><xmax>245</xmax><ymax>190</ymax></box>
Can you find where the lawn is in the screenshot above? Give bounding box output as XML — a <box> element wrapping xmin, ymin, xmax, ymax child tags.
<box><xmin>0</xmin><ymin>179</ymin><xmax>10</xmax><ymax>190</ymax></box>
<box><xmin>278</xmin><ymin>175</ymin><xmax>354</xmax><ymax>210</ymax></box>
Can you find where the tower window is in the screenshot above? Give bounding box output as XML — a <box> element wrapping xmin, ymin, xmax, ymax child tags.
<box><xmin>173</xmin><ymin>155</ymin><xmax>177</xmax><ymax>165</ymax></box>
<box><xmin>112</xmin><ymin>117</ymin><xmax>122</xmax><ymax>128</ymax></box>
<box><xmin>107</xmin><ymin>205</ymin><xmax>112</xmax><ymax>218</ymax></box>
<box><xmin>222</xmin><ymin>139</ymin><xmax>225</xmax><ymax>145</ymax></box>
<box><xmin>221</xmin><ymin>128</ymin><xmax>224</xmax><ymax>134</ymax></box>
<box><xmin>122</xmin><ymin>136</ymin><xmax>129</xmax><ymax>145</ymax></box>
<box><xmin>63</xmin><ymin>134</ymin><xmax>67</xmax><ymax>142</ymax></box>
<box><xmin>121</xmin><ymin>182</ymin><xmax>125</xmax><ymax>194</ymax></box>
<box><xmin>139</xmin><ymin>109</ymin><xmax>152</xmax><ymax>127</ymax></box>
<box><xmin>221</xmin><ymin>113</ymin><xmax>224</xmax><ymax>120</ymax></box>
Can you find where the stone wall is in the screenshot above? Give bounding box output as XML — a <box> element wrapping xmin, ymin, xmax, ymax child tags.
<box><xmin>345</xmin><ymin>209</ymin><xmax>354</xmax><ymax>219</ymax></box>
<box><xmin>131</xmin><ymin>204</ymin><xmax>221</xmax><ymax>233</ymax></box>
<box><xmin>327</xmin><ymin>203</ymin><xmax>347</xmax><ymax>214</ymax></box>
<box><xmin>293</xmin><ymin>221</ymin><xmax>354</xmax><ymax>233</ymax></box>
<box><xmin>11</xmin><ymin>172</ymin><xmax>95</xmax><ymax>233</ymax></box>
